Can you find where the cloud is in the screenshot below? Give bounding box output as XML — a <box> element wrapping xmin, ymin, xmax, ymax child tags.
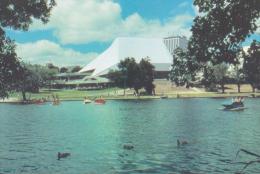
<box><xmin>16</xmin><ymin>40</ymin><xmax>98</xmax><ymax>66</ymax></box>
<box><xmin>31</xmin><ymin>0</ymin><xmax>193</xmax><ymax>44</ymax></box>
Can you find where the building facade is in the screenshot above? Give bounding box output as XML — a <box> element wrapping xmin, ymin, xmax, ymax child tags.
<box><xmin>163</xmin><ymin>36</ymin><xmax>188</xmax><ymax>55</ymax></box>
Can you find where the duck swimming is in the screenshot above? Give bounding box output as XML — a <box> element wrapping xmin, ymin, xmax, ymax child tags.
<box><xmin>57</xmin><ymin>152</ymin><xmax>71</xmax><ymax>160</ymax></box>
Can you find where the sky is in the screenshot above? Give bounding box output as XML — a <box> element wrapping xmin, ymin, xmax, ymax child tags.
<box><xmin>6</xmin><ymin>0</ymin><xmax>260</xmax><ymax>67</ymax></box>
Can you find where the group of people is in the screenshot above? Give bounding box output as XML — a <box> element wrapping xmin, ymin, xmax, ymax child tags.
<box><xmin>232</xmin><ymin>96</ymin><xmax>244</xmax><ymax>104</ymax></box>
<box><xmin>52</xmin><ymin>94</ymin><xmax>60</xmax><ymax>105</ymax></box>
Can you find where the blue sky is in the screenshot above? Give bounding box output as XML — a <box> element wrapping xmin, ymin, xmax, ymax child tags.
<box><xmin>6</xmin><ymin>0</ymin><xmax>260</xmax><ymax>66</ymax></box>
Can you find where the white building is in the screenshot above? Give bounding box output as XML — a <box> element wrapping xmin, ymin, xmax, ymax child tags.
<box><xmin>80</xmin><ymin>37</ymin><xmax>173</xmax><ymax>77</ymax></box>
<box><xmin>163</xmin><ymin>36</ymin><xmax>188</xmax><ymax>55</ymax></box>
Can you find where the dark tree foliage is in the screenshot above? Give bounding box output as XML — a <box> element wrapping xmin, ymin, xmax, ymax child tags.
<box><xmin>190</xmin><ymin>0</ymin><xmax>260</xmax><ymax>64</ymax></box>
<box><xmin>118</xmin><ymin>58</ymin><xmax>141</xmax><ymax>93</ymax></box>
<box><xmin>243</xmin><ymin>40</ymin><xmax>260</xmax><ymax>92</ymax></box>
<box><xmin>0</xmin><ymin>0</ymin><xmax>56</xmax><ymax>31</ymax></box>
<box><xmin>170</xmin><ymin>48</ymin><xmax>199</xmax><ymax>88</ymax></box>
<box><xmin>107</xmin><ymin>70</ymin><xmax>125</xmax><ymax>88</ymax></box>
<box><xmin>108</xmin><ymin>58</ymin><xmax>155</xmax><ymax>95</ymax></box>
<box><xmin>212</xmin><ymin>63</ymin><xmax>228</xmax><ymax>93</ymax></box>
<box><xmin>139</xmin><ymin>58</ymin><xmax>155</xmax><ymax>95</ymax></box>
<box><xmin>15</xmin><ymin>65</ymin><xmax>41</xmax><ymax>101</ymax></box>
<box><xmin>0</xmin><ymin>30</ymin><xmax>22</xmax><ymax>98</ymax></box>
<box><xmin>0</xmin><ymin>0</ymin><xmax>55</xmax><ymax>98</ymax></box>
<box><xmin>201</xmin><ymin>64</ymin><xmax>217</xmax><ymax>92</ymax></box>
<box><xmin>60</xmin><ymin>67</ymin><xmax>68</xmax><ymax>73</ymax></box>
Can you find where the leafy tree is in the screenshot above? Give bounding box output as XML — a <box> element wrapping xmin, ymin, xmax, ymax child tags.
<box><xmin>190</xmin><ymin>0</ymin><xmax>260</xmax><ymax>65</ymax></box>
<box><xmin>201</xmin><ymin>64</ymin><xmax>217</xmax><ymax>92</ymax></box>
<box><xmin>108</xmin><ymin>58</ymin><xmax>156</xmax><ymax>95</ymax></box>
<box><xmin>139</xmin><ymin>58</ymin><xmax>155</xmax><ymax>95</ymax></box>
<box><xmin>118</xmin><ymin>58</ymin><xmax>141</xmax><ymax>94</ymax></box>
<box><xmin>170</xmin><ymin>48</ymin><xmax>199</xmax><ymax>88</ymax></box>
<box><xmin>213</xmin><ymin>63</ymin><xmax>228</xmax><ymax>93</ymax></box>
<box><xmin>0</xmin><ymin>34</ymin><xmax>22</xmax><ymax>98</ymax></box>
<box><xmin>243</xmin><ymin>40</ymin><xmax>260</xmax><ymax>92</ymax></box>
<box><xmin>15</xmin><ymin>65</ymin><xmax>41</xmax><ymax>101</ymax></box>
<box><xmin>60</xmin><ymin>67</ymin><xmax>68</xmax><ymax>73</ymax></box>
<box><xmin>228</xmin><ymin>50</ymin><xmax>245</xmax><ymax>93</ymax></box>
<box><xmin>107</xmin><ymin>70</ymin><xmax>125</xmax><ymax>88</ymax></box>
<box><xmin>0</xmin><ymin>0</ymin><xmax>55</xmax><ymax>98</ymax></box>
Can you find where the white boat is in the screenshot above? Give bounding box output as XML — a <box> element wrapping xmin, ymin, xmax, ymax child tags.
<box><xmin>83</xmin><ymin>99</ymin><xmax>92</xmax><ymax>104</ymax></box>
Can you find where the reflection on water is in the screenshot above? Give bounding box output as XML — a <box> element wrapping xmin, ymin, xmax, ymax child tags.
<box><xmin>0</xmin><ymin>98</ymin><xmax>260</xmax><ymax>173</ymax></box>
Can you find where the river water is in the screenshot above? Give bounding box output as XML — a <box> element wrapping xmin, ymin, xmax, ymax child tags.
<box><xmin>0</xmin><ymin>98</ymin><xmax>260</xmax><ymax>174</ymax></box>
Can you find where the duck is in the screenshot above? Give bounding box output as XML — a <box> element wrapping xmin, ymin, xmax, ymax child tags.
<box><xmin>57</xmin><ymin>152</ymin><xmax>71</xmax><ymax>160</ymax></box>
<box><xmin>177</xmin><ymin>139</ymin><xmax>188</xmax><ymax>146</ymax></box>
<box><xmin>123</xmin><ymin>144</ymin><xmax>134</xmax><ymax>150</ymax></box>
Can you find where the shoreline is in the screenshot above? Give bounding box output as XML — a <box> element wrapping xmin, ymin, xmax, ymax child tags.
<box><xmin>1</xmin><ymin>92</ymin><xmax>259</xmax><ymax>103</ymax></box>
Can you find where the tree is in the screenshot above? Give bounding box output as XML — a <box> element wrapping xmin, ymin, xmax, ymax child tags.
<box><xmin>0</xmin><ymin>0</ymin><xmax>56</xmax><ymax>98</ymax></box>
<box><xmin>108</xmin><ymin>58</ymin><xmax>156</xmax><ymax>95</ymax></box>
<box><xmin>201</xmin><ymin>64</ymin><xmax>217</xmax><ymax>92</ymax></box>
<box><xmin>190</xmin><ymin>0</ymin><xmax>260</xmax><ymax>65</ymax></box>
<box><xmin>139</xmin><ymin>58</ymin><xmax>155</xmax><ymax>95</ymax></box>
<box><xmin>170</xmin><ymin>48</ymin><xmax>199</xmax><ymax>88</ymax></box>
<box><xmin>213</xmin><ymin>63</ymin><xmax>228</xmax><ymax>93</ymax></box>
<box><xmin>118</xmin><ymin>58</ymin><xmax>141</xmax><ymax>94</ymax></box>
<box><xmin>60</xmin><ymin>67</ymin><xmax>68</xmax><ymax>73</ymax></box>
<box><xmin>228</xmin><ymin>50</ymin><xmax>245</xmax><ymax>93</ymax></box>
<box><xmin>15</xmin><ymin>64</ymin><xmax>41</xmax><ymax>101</ymax></box>
<box><xmin>243</xmin><ymin>40</ymin><xmax>260</xmax><ymax>92</ymax></box>
<box><xmin>0</xmin><ymin>32</ymin><xmax>22</xmax><ymax>98</ymax></box>
<box><xmin>107</xmin><ymin>70</ymin><xmax>125</xmax><ymax>88</ymax></box>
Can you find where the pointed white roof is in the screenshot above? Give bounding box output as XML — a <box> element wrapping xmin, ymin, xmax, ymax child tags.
<box><xmin>80</xmin><ymin>37</ymin><xmax>172</xmax><ymax>76</ymax></box>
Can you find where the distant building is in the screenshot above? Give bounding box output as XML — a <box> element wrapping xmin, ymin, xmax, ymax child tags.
<box><xmin>80</xmin><ymin>37</ymin><xmax>173</xmax><ymax>78</ymax></box>
<box><xmin>163</xmin><ymin>36</ymin><xmax>188</xmax><ymax>55</ymax></box>
<box><xmin>52</xmin><ymin>72</ymin><xmax>111</xmax><ymax>89</ymax></box>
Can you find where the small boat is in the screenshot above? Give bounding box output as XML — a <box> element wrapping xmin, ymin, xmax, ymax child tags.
<box><xmin>33</xmin><ymin>99</ymin><xmax>46</xmax><ymax>105</ymax></box>
<box><xmin>94</xmin><ymin>98</ymin><xmax>106</xmax><ymax>104</ymax></box>
<box><xmin>83</xmin><ymin>99</ymin><xmax>92</xmax><ymax>104</ymax></box>
<box><xmin>220</xmin><ymin>102</ymin><xmax>246</xmax><ymax>111</ymax></box>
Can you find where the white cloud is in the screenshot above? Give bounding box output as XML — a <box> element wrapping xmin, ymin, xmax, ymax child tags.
<box><xmin>16</xmin><ymin>40</ymin><xmax>98</xmax><ymax>66</ymax></box>
<box><xmin>31</xmin><ymin>0</ymin><xmax>193</xmax><ymax>44</ymax></box>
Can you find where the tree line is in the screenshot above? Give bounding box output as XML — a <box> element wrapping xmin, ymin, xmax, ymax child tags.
<box><xmin>170</xmin><ymin>0</ymin><xmax>260</xmax><ymax>93</ymax></box>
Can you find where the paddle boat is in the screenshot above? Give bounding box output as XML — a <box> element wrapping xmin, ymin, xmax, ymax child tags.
<box><xmin>94</xmin><ymin>98</ymin><xmax>106</xmax><ymax>105</ymax></box>
<box><xmin>220</xmin><ymin>97</ymin><xmax>246</xmax><ymax>111</ymax></box>
<box><xmin>83</xmin><ymin>98</ymin><xmax>92</xmax><ymax>104</ymax></box>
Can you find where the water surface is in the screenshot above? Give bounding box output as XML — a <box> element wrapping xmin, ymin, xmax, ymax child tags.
<box><xmin>0</xmin><ymin>98</ymin><xmax>260</xmax><ymax>174</ymax></box>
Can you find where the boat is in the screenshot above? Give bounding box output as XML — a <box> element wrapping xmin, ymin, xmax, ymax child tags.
<box><xmin>94</xmin><ymin>98</ymin><xmax>106</xmax><ymax>104</ymax></box>
<box><xmin>221</xmin><ymin>102</ymin><xmax>246</xmax><ymax>111</ymax></box>
<box><xmin>83</xmin><ymin>99</ymin><xmax>92</xmax><ymax>104</ymax></box>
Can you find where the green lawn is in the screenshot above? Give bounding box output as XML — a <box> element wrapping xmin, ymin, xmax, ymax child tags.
<box><xmin>10</xmin><ymin>88</ymin><xmax>122</xmax><ymax>101</ymax></box>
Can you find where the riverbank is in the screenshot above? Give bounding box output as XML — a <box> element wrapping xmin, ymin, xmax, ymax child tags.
<box><xmin>1</xmin><ymin>90</ymin><xmax>259</xmax><ymax>103</ymax></box>
<box><xmin>1</xmin><ymin>83</ymin><xmax>259</xmax><ymax>103</ymax></box>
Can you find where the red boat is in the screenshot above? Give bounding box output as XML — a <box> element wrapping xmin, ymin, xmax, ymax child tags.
<box><xmin>94</xmin><ymin>98</ymin><xmax>106</xmax><ymax>104</ymax></box>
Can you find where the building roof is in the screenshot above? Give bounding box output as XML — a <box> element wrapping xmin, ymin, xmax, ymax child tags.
<box><xmin>80</xmin><ymin>37</ymin><xmax>173</xmax><ymax>76</ymax></box>
<box><xmin>54</xmin><ymin>76</ymin><xmax>110</xmax><ymax>85</ymax></box>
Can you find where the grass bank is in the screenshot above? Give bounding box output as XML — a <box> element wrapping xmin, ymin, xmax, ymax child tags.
<box><xmin>5</xmin><ymin>87</ymin><xmax>259</xmax><ymax>102</ymax></box>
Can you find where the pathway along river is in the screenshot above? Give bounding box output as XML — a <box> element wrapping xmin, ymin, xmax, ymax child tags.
<box><xmin>0</xmin><ymin>98</ymin><xmax>260</xmax><ymax>174</ymax></box>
